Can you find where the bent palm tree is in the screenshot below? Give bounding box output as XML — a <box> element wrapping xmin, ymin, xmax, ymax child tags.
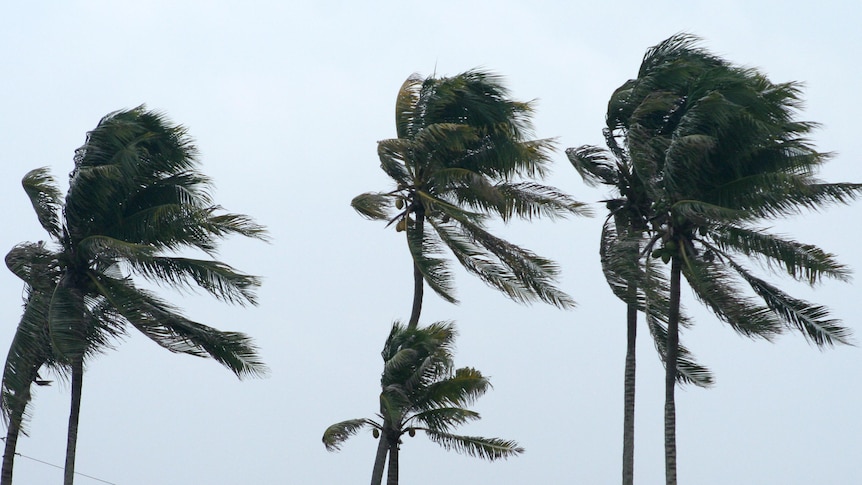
<box><xmin>352</xmin><ymin>70</ymin><xmax>588</xmax><ymax>328</ymax></box>
<box><xmin>323</xmin><ymin>321</ymin><xmax>522</xmax><ymax>485</ymax></box>
<box><xmin>2</xmin><ymin>107</ymin><xmax>268</xmax><ymax>485</ymax></box>
<box><xmin>610</xmin><ymin>34</ymin><xmax>861</xmax><ymax>484</ymax></box>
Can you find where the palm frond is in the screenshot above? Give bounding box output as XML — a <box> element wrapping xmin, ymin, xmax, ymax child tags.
<box><xmin>21</xmin><ymin>168</ymin><xmax>63</xmax><ymax>240</ymax></box>
<box><xmin>493</xmin><ymin>182</ymin><xmax>592</xmax><ymax>221</ymax></box>
<box><xmin>681</xmin><ymin>256</ymin><xmax>781</xmax><ymax>339</ymax></box>
<box><xmin>410</xmin><ymin>407</ymin><xmax>481</xmax><ymax>431</ymax></box>
<box><xmin>5</xmin><ymin>243</ymin><xmax>62</xmax><ymax>291</ymax></box>
<box><xmin>322</xmin><ymin>418</ymin><xmax>378</xmax><ymax>452</ymax></box>
<box><xmin>727</xmin><ymin>260</ymin><xmax>852</xmax><ymax>346</ymax></box>
<box><xmin>126</xmin><ymin>256</ymin><xmax>261</xmax><ymax>305</ymax></box>
<box><xmin>566</xmin><ymin>145</ymin><xmax>620</xmax><ymax>188</ymax></box>
<box><xmin>1</xmin><ymin>290</ymin><xmax>58</xmax><ymax>430</ymax></box>
<box><xmin>418</xmin><ymin>367</ymin><xmax>490</xmax><ymax>410</ymax></box>
<box><xmin>457</xmin><ymin>221</ymin><xmax>575</xmax><ymax>308</ymax></box>
<box><xmin>90</xmin><ymin>275</ymin><xmax>267</xmax><ymax>378</ymax></box>
<box><xmin>424</xmin><ymin>430</ymin><xmax>524</xmax><ymax>461</ymax></box>
<box><xmin>351</xmin><ymin>192</ymin><xmax>395</xmax><ymax>221</ymax></box>
<box><xmin>376</xmin><ymin>139</ymin><xmax>412</xmax><ymax>185</ymax></box>
<box><xmin>709</xmin><ymin>225</ymin><xmax>849</xmax><ymax>284</ymax></box>
<box><xmin>406</xmin><ymin>223</ymin><xmax>457</xmax><ymax>304</ymax></box>
<box><xmin>646</xmin><ymin>316</ymin><xmax>714</xmax><ymax>387</ymax></box>
<box><xmin>395</xmin><ymin>74</ymin><xmax>423</xmax><ymax>139</ymax></box>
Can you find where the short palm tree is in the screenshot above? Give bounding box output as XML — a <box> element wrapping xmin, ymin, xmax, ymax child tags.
<box><xmin>351</xmin><ymin>70</ymin><xmax>587</xmax><ymax>328</ymax></box>
<box><xmin>2</xmin><ymin>107</ymin><xmax>268</xmax><ymax>485</ymax></box>
<box><xmin>608</xmin><ymin>34</ymin><xmax>861</xmax><ymax>484</ymax></box>
<box><xmin>323</xmin><ymin>321</ymin><xmax>522</xmax><ymax>485</ymax></box>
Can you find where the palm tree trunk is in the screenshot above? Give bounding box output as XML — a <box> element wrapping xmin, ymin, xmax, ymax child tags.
<box><xmin>64</xmin><ymin>357</ymin><xmax>84</xmax><ymax>485</ymax></box>
<box><xmin>664</xmin><ymin>256</ymin><xmax>681</xmax><ymax>485</ymax></box>
<box><xmin>1</xmin><ymin>391</ymin><xmax>29</xmax><ymax>485</ymax></box>
<box><xmin>622</xmin><ymin>299</ymin><xmax>637</xmax><ymax>485</ymax></box>
<box><xmin>406</xmin><ymin>211</ymin><xmax>425</xmax><ymax>330</ymax></box>
<box><xmin>386</xmin><ymin>440</ymin><xmax>399</xmax><ymax>485</ymax></box>
<box><xmin>369</xmin><ymin>431</ymin><xmax>388</xmax><ymax>485</ymax></box>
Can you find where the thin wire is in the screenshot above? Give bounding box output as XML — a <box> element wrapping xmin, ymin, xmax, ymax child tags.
<box><xmin>0</xmin><ymin>439</ymin><xmax>118</xmax><ymax>485</ymax></box>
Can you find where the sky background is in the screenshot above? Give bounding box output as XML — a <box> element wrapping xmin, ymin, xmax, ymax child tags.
<box><xmin>1</xmin><ymin>1</ymin><xmax>860</xmax><ymax>484</ymax></box>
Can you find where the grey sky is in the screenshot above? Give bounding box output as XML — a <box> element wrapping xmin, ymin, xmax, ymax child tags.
<box><xmin>1</xmin><ymin>1</ymin><xmax>860</xmax><ymax>483</ymax></box>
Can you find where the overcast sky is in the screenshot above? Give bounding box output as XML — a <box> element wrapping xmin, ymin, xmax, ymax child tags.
<box><xmin>1</xmin><ymin>2</ymin><xmax>860</xmax><ymax>484</ymax></box>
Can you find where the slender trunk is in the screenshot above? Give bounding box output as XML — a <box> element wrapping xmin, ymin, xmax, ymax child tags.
<box><xmin>386</xmin><ymin>439</ymin><xmax>399</xmax><ymax>485</ymax></box>
<box><xmin>621</xmin><ymin>299</ymin><xmax>637</xmax><ymax>485</ymax></box>
<box><xmin>664</xmin><ymin>256</ymin><xmax>682</xmax><ymax>485</ymax></box>
<box><xmin>406</xmin><ymin>211</ymin><xmax>425</xmax><ymax>330</ymax></box>
<box><xmin>370</xmin><ymin>430</ymin><xmax>389</xmax><ymax>485</ymax></box>
<box><xmin>1</xmin><ymin>390</ymin><xmax>29</xmax><ymax>485</ymax></box>
<box><xmin>64</xmin><ymin>357</ymin><xmax>84</xmax><ymax>485</ymax></box>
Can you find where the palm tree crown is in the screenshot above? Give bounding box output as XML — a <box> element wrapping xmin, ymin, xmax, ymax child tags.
<box><xmin>619</xmin><ymin>34</ymin><xmax>858</xmax><ymax>345</ymax></box>
<box><xmin>352</xmin><ymin>70</ymin><xmax>588</xmax><ymax>326</ymax></box>
<box><xmin>595</xmin><ymin>33</ymin><xmax>862</xmax><ymax>485</ymax></box>
<box><xmin>323</xmin><ymin>321</ymin><xmax>522</xmax><ymax>485</ymax></box>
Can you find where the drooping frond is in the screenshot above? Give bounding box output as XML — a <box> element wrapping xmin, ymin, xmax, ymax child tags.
<box><xmin>21</xmin><ymin>168</ymin><xmax>63</xmax><ymax>240</ymax></box>
<box><xmin>432</xmin><ymin>219</ymin><xmax>568</xmax><ymax>308</ymax></box>
<box><xmin>5</xmin><ymin>243</ymin><xmax>62</xmax><ymax>291</ymax></box>
<box><xmin>376</xmin><ymin>139</ymin><xmax>412</xmax><ymax>186</ymax></box>
<box><xmin>1</xmin><ymin>290</ymin><xmax>58</xmax><ymax>430</ymax></box>
<box><xmin>646</xmin><ymin>316</ymin><xmax>714</xmax><ymax>387</ymax></box>
<box><xmin>726</xmin><ymin>259</ymin><xmax>851</xmax><ymax>346</ymax></box>
<box><xmin>406</xmin><ymin>223</ymin><xmax>458</xmax><ymax>304</ymax></box>
<box><xmin>351</xmin><ymin>192</ymin><xmax>395</xmax><ymax>221</ymax></box>
<box><xmin>458</xmin><ymin>221</ymin><xmax>575</xmax><ymax>308</ymax></box>
<box><xmin>681</xmin><ymin>256</ymin><xmax>781</xmax><ymax>339</ymax></box>
<box><xmin>90</xmin><ymin>275</ymin><xmax>267</xmax><ymax>378</ymax></box>
<box><xmin>322</xmin><ymin>418</ymin><xmax>378</xmax><ymax>452</ymax></box>
<box><xmin>566</xmin><ymin>145</ymin><xmax>621</xmax><ymax>187</ymax></box>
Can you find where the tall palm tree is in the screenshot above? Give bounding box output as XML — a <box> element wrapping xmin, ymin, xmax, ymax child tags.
<box><xmin>351</xmin><ymin>70</ymin><xmax>588</xmax><ymax>328</ymax></box>
<box><xmin>607</xmin><ymin>34</ymin><xmax>861</xmax><ymax>484</ymax></box>
<box><xmin>2</xmin><ymin>107</ymin><xmax>268</xmax><ymax>485</ymax></box>
<box><xmin>323</xmin><ymin>321</ymin><xmax>522</xmax><ymax>485</ymax></box>
<box><xmin>567</xmin><ymin>131</ymin><xmax>713</xmax><ymax>485</ymax></box>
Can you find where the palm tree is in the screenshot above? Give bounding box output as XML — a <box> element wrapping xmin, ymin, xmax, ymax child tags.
<box><xmin>567</xmin><ymin>131</ymin><xmax>713</xmax><ymax>485</ymax></box>
<box><xmin>606</xmin><ymin>34</ymin><xmax>861</xmax><ymax>484</ymax></box>
<box><xmin>2</xmin><ymin>107</ymin><xmax>268</xmax><ymax>485</ymax></box>
<box><xmin>323</xmin><ymin>321</ymin><xmax>522</xmax><ymax>485</ymax></box>
<box><xmin>351</xmin><ymin>70</ymin><xmax>588</xmax><ymax>328</ymax></box>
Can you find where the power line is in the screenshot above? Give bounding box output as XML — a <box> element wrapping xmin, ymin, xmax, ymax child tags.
<box><xmin>0</xmin><ymin>439</ymin><xmax>117</xmax><ymax>484</ymax></box>
<box><xmin>15</xmin><ymin>453</ymin><xmax>117</xmax><ymax>484</ymax></box>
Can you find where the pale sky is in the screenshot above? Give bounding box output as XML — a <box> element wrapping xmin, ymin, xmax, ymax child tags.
<box><xmin>1</xmin><ymin>2</ymin><xmax>860</xmax><ymax>484</ymax></box>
